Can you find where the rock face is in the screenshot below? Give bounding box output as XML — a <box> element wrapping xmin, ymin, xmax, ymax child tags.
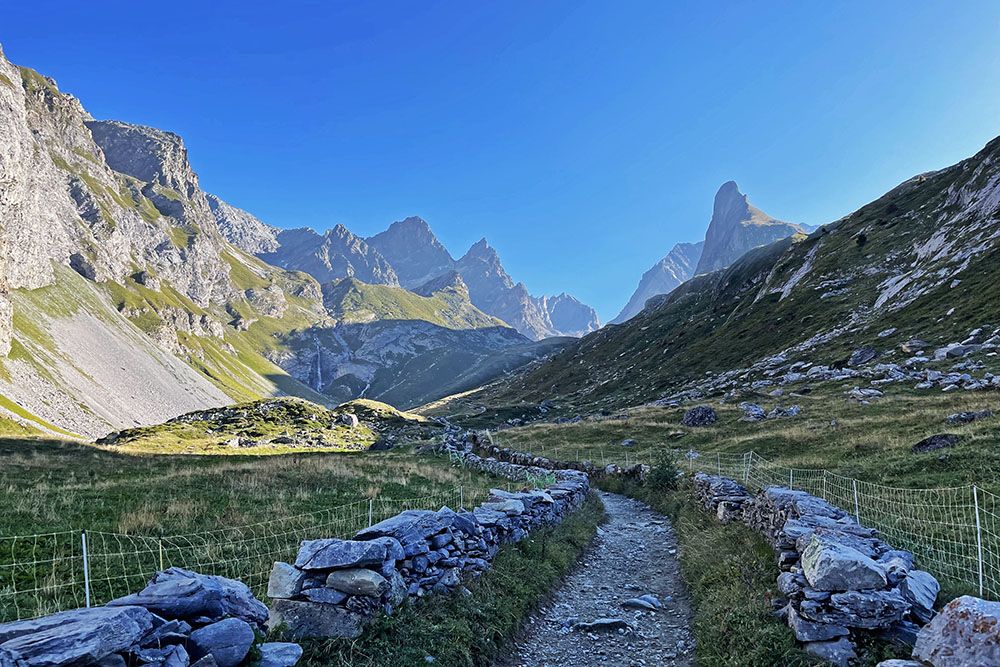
<box><xmin>366</xmin><ymin>216</ymin><xmax>455</xmax><ymax>289</ymax></box>
<box><xmin>260</xmin><ymin>226</ymin><xmax>398</xmax><ymax>285</ymax></box>
<box><xmin>694</xmin><ymin>181</ymin><xmax>806</xmax><ymax>275</ymax></box>
<box><xmin>613</xmin><ymin>241</ymin><xmax>704</xmax><ymax>324</ymax></box>
<box><xmin>207</xmin><ymin>193</ymin><xmax>279</xmax><ymax>254</ymax></box>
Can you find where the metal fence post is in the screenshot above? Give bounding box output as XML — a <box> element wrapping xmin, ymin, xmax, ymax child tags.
<box><xmin>974</xmin><ymin>485</ymin><xmax>985</xmax><ymax>596</ymax></box>
<box><xmin>367</xmin><ymin>499</ymin><xmax>374</xmax><ymax>528</ymax></box>
<box><xmin>158</xmin><ymin>539</ymin><xmax>164</xmax><ymax>571</ymax></box>
<box><xmin>822</xmin><ymin>472</ymin><xmax>828</xmax><ymax>501</ymax></box>
<box><xmin>743</xmin><ymin>452</ymin><xmax>750</xmax><ymax>484</ymax></box>
<box><xmin>717</xmin><ymin>452</ymin><xmax>721</xmax><ymax>476</ymax></box>
<box><xmin>852</xmin><ymin>480</ymin><xmax>861</xmax><ymax>523</ymax></box>
<box><xmin>81</xmin><ymin>530</ymin><xmax>91</xmax><ymax>608</ymax></box>
<box><xmin>460</xmin><ymin>485</ymin><xmax>464</xmax><ymax>510</ymax></box>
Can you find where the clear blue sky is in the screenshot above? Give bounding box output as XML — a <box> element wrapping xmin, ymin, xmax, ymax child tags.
<box><xmin>4</xmin><ymin>1</ymin><xmax>1000</xmax><ymax>320</ymax></box>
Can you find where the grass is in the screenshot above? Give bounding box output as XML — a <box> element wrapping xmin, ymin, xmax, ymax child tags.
<box><xmin>294</xmin><ymin>494</ymin><xmax>604</xmax><ymax>667</ymax></box>
<box><xmin>493</xmin><ymin>381</ymin><xmax>1000</xmax><ymax>490</ymax></box>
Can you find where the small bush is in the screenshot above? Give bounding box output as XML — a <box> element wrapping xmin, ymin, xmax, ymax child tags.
<box><xmin>645</xmin><ymin>450</ymin><xmax>682</xmax><ymax>492</ymax></box>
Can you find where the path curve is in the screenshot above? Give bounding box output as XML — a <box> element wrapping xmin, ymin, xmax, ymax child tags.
<box><xmin>506</xmin><ymin>491</ymin><xmax>695</xmax><ymax>666</ymax></box>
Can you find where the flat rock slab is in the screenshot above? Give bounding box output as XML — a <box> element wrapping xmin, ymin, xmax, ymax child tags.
<box><xmin>505</xmin><ymin>492</ymin><xmax>694</xmax><ymax>667</ymax></box>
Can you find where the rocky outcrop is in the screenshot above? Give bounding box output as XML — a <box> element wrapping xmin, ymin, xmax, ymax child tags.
<box><xmin>366</xmin><ymin>216</ymin><xmax>455</xmax><ymax>289</ymax></box>
<box><xmin>266</xmin><ymin>432</ymin><xmax>590</xmax><ymax>640</ymax></box>
<box><xmin>0</xmin><ymin>568</ymin><xmax>300</xmax><ymax>667</ymax></box>
<box><xmin>694</xmin><ymin>181</ymin><xmax>806</xmax><ymax>275</ymax></box>
<box><xmin>540</xmin><ymin>293</ymin><xmax>601</xmax><ymax>338</ymax></box>
<box><xmin>613</xmin><ymin>241</ymin><xmax>703</xmax><ymax>324</ymax></box>
<box><xmin>207</xmin><ymin>193</ymin><xmax>279</xmax><ymax>254</ymax></box>
<box><xmin>260</xmin><ymin>226</ymin><xmax>398</xmax><ymax>286</ymax></box>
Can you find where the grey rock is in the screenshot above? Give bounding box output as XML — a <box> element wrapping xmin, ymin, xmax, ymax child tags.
<box><xmin>681</xmin><ymin>405</ymin><xmax>717</xmax><ymax>427</ymax></box>
<box><xmin>188</xmin><ymin>618</ymin><xmax>254</xmax><ymax>667</ymax></box>
<box><xmin>874</xmin><ymin>661</ymin><xmax>923</xmax><ymax>667</ymax></box>
<box><xmin>294</xmin><ymin>539</ymin><xmax>388</xmax><ymax>570</ymax></box>
<box><xmin>107</xmin><ymin>567</ymin><xmax>268</xmax><ymax>627</ymax></box>
<box><xmin>739</xmin><ymin>402</ymin><xmax>766</xmax><ymax>422</ymax></box>
<box><xmin>946</xmin><ymin>410</ymin><xmax>992</xmax><ymax>425</ymax></box>
<box><xmin>913</xmin><ymin>595</ymin><xmax>1000</xmax><ymax>666</ymax></box>
<box><xmin>258</xmin><ymin>642</ymin><xmax>303</xmax><ymax>667</ymax></box>
<box><xmin>800</xmin><ymin>535</ymin><xmax>888</xmax><ymax>591</ymax></box>
<box><xmin>899</xmin><ymin>569</ymin><xmax>939</xmax><ymax>622</ymax></box>
<box><xmin>803</xmin><ymin>637</ymin><xmax>857</xmax><ymax>667</ymax></box>
<box><xmin>850</xmin><ymin>347</ymin><xmax>878</xmax><ymax>366</ymax></box>
<box><xmin>267</xmin><ymin>562</ymin><xmax>307</xmax><ymax>599</ymax></box>
<box><xmin>300</xmin><ymin>587</ymin><xmax>348</xmax><ymax>605</ymax></box>
<box><xmin>572</xmin><ymin>618</ymin><xmax>632</xmax><ymax>633</ymax></box>
<box><xmin>268</xmin><ymin>599</ymin><xmax>365</xmax><ymax>639</ymax></box>
<box><xmin>787</xmin><ymin>605</ymin><xmax>849</xmax><ymax>642</ymax></box>
<box><xmin>325</xmin><ymin>568</ymin><xmax>389</xmax><ymax>597</ymax></box>
<box><xmin>0</xmin><ymin>606</ymin><xmax>154</xmax><ymax>665</ymax></box>
<box><xmin>133</xmin><ymin>644</ymin><xmax>189</xmax><ymax>667</ymax></box>
<box><xmin>911</xmin><ymin>433</ymin><xmax>960</xmax><ymax>454</ymax></box>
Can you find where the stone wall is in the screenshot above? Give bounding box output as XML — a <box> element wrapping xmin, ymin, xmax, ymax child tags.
<box><xmin>266</xmin><ymin>431</ymin><xmax>591</xmax><ymax>640</ymax></box>
<box><xmin>0</xmin><ymin>567</ymin><xmax>301</xmax><ymax>667</ymax></box>
<box><xmin>694</xmin><ymin>473</ymin><xmax>940</xmax><ymax>666</ymax></box>
<box><xmin>468</xmin><ymin>432</ymin><xmax>649</xmax><ymax>482</ymax></box>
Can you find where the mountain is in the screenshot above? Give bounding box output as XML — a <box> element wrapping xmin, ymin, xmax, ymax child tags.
<box><xmin>458</xmin><ymin>135</ymin><xmax>1000</xmax><ymax>414</ymax></box>
<box><xmin>0</xmin><ymin>47</ymin><xmax>563</xmax><ymax>436</ymax></box>
<box><xmin>321</xmin><ymin>275</ymin><xmax>505</xmax><ymax>329</ymax></box>
<box><xmin>694</xmin><ymin>181</ymin><xmax>806</xmax><ymax>274</ymax></box>
<box><xmin>366</xmin><ymin>217</ymin><xmax>455</xmax><ymax>288</ymax></box>
<box><xmin>612</xmin><ymin>241</ymin><xmax>704</xmax><ymax>324</ymax></box>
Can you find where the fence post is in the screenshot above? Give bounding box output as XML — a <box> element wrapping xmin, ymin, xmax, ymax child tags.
<box><xmin>717</xmin><ymin>452</ymin><xmax>721</xmax><ymax>476</ymax></box>
<box><xmin>158</xmin><ymin>539</ymin><xmax>164</xmax><ymax>571</ymax></box>
<box><xmin>822</xmin><ymin>472</ymin><xmax>828</xmax><ymax>501</ymax></box>
<box><xmin>625</xmin><ymin>451</ymin><xmax>630</xmax><ymax>468</ymax></box>
<box><xmin>81</xmin><ymin>530</ymin><xmax>91</xmax><ymax>608</ymax></box>
<box><xmin>367</xmin><ymin>498</ymin><xmax>374</xmax><ymax>528</ymax></box>
<box><xmin>743</xmin><ymin>452</ymin><xmax>750</xmax><ymax>484</ymax></box>
<box><xmin>789</xmin><ymin>468</ymin><xmax>794</xmax><ymax>489</ymax></box>
<box><xmin>974</xmin><ymin>485</ymin><xmax>985</xmax><ymax>596</ymax></box>
<box><xmin>852</xmin><ymin>480</ymin><xmax>861</xmax><ymax>523</ymax></box>
<box><xmin>460</xmin><ymin>485</ymin><xmax>464</xmax><ymax>510</ymax></box>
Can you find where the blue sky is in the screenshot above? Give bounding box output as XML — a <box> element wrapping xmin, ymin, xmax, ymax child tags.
<box><xmin>4</xmin><ymin>1</ymin><xmax>1000</xmax><ymax>320</ymax></box>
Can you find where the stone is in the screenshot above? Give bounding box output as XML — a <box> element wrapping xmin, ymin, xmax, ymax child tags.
<box><xmin>911</xmin><ymin>433</ymin><xmax>960</xmax><ymax>454</ymax></box>
<box><xmin>268</xmin><ymin>599</ymin><xmax>365</xmax><ymax>640</ymax></box>
<box><xmin>0</xmin><ymin>606</ymin><xmax>155</xmax><ymax>665</ymax></box>
<box><xmin>294</xmin><ymin>539</ymin><xmax>389</xmax><ymax>570</ymax></box>
<box><xmin>787</xmin><ymin>605</ymin><xmax>849</xmax><ymax>642</ymax></box>
<box><xmin>849</xmin><ymin>347</ymin><xmax>878</xmax><ymax>366</ymax></box>
<box><xmin>337</xmin><ymin>413</ymin><xmax>359</xmax><ymax>428</ymax></box>
<box><xmin>140</xmin><ymin>618</ymin><xmax>192</xmax><ymax>647</ymax></box>
<box><xmin>133</xmin><ymin>644</ymin><xmax>189</xmax><ymax>667</ymax></box>
<box><xmin>803</xmin><ymin>637</ymin><xmax>857</xmax><ymax>667</ymax></box>
<box><xmin>874</xmin><ymin>661</ymin><xmax>923</xmax><ymax>667</ymax></box>
<box><xmin>824</xmin><ymin>589</ymin><xmax>909</xmax><ymax>629</ymax></box>
<box><xmin>267</xmin><ymin>562</ymin><xmax>307</xmax><ymax>599</ymax></box>
<box><xmin>739</xmin><ymin>402</ymin><xmax>766</xmax><ymax>422</ymax></box>
<box><xmin>107</xmin><ymin>567</ymin><xmax>268</xmax><ymax>627</ymax></box>
<box><xmin>767</xmin><ymin>405</ymin><xmax>801</xmax><ymax>419</ymax></box>
<box><xmin>190</xmin><ymin>657</ymin><xmax>219</xmax><ymax>667</ymax></box>
<box><xmin>620</xmin><ymin>438</ymin><xmax>637</xmax><ymax>447</ymax></box>
<box><xmin>622</xmin><ymin>597</ymin><xmax>660</xmax><ymax>611</ymax></box>
<box><xmin>913</xmin><ymin>595</ymin><xmax>1000</xmax><ymax>666</ymax></box>
<box><xmin>572</xmin><ymin>618</ymin><xmax>631</xmax><ymax>632</ymax></box>
<box><xmin>189</xmin><ymin>618</ymin><xmax>254</xmax><ymax>667</ymax></box>
<box><xmin>945</xmin><ymin>410</ymin><xmax>992</xmax><ymax>425</ymax></box>
<box><xmin>258</xmin><ymin>642</ymin><xmax>303</xmax><ymax>667</ymax></box>
<box><xmin>681</xmin><ymin>405</ymin><xmax>717</xmax><ymax>427</ymax></box>
<box><xmin>899</xmin><ymin>569</ymin><xmax>939</xmax><ymax>622</ymax></box>
<box><xmin>800</xmin><ymin>535</ymin><xmax>888</xmax><ymax>591</ymax></box>
<box><xmin>325</xmin><ymin>568</ymin><xmax>389</xmax><ymax>597</ymax></box>
<box><xmin>300</xmin><ymin>587</ymin><xmax>348</xmax><ymax>605</ymax></box>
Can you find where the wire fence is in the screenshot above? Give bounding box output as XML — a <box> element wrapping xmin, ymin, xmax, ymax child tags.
<box><xmin>489</xmin><ymin>431</ymin><xmax>999</xmax><ymax>601</ymax></box>
<box><xmin>0</xmin><ymin>486</ymin><xmax>486</xmax><ymax>624</ymax></box>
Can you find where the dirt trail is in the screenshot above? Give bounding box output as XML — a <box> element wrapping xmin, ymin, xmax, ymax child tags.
<box><xmin>506</xmin><ymin>491</ymin><xmax>695</xmax><ymax>666</ymax></box>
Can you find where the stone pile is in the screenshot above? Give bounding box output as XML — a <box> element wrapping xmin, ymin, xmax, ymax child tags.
<box><xmin>705</xmin><ymin>481</ymin><xmax>941</xmax><ymax>666</ymax></box>
<box><xmin>692</xmin><ymin>472</ymin><xmax>753</xmax><ymax>523</ymax></box>
<box><xmin>266</xmin><ymin>434</ymin><xmax>590</xmax><ymax>640</ymax></box>
<box><xmin>0</xmin><ymin>567</ymin><xmax>301</xmax><ymax>667</ymax></box>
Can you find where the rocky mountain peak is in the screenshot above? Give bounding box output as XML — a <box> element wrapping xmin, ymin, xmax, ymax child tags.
<box><xmin>206</xmin><ymin>194</ymin><xmax>279</xmax><ymax>254</ymax></box>
<box><xmin>366</xmin><ymin>216</ymin><xmax>454</xmax><ymax>288</ymax></box>
<box><xmin>86</xmin><ymin>120</ymin><xmax>199</xmax><ymax>199</ymax></box>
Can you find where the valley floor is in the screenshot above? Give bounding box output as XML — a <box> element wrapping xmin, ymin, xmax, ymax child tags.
<box><xmin>506</xmin><ymin>491</ymin><xmax>694</xmax><ymax>666</ymax></box>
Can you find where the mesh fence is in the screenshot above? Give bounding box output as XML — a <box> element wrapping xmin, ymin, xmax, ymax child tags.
<box><xmin>0</xmin><ymin>487</ymin><xmax>479</xmax><ymax>624</ymax></box>
<box><xmin>490</xmin><ymin>431</ymin><xmax>999</xmax><ymax>600</ymax></box>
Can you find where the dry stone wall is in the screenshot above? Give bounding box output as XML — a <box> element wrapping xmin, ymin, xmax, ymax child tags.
<box><xmin>266</xmin><ymin>431</ymin><xmax>591</xmax><ymax>640</ymax></box>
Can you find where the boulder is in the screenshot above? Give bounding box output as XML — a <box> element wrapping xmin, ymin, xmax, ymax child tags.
<box><xmin>899</xmin><ymin>569</ymin><xmax>939</xmax><ymax>623</ymax></box>
<box><xmin>133</xmin><ymin>644</ymin><xmax>189</xmax><ymax>667</ymax></box>
<box><xmin>681</xmin><ymin>405</ymin><xmax>717</xmax><ymax>427</ymax></box>
<box><xmin>787</xmin><ymin>606</ymin><xmax>849</xmax><ymax>642</ymax></box>
<box><xmin>0</xmin><ymin>606</ymin><xmax>155</xmax><ymax>665</ymax></box>
<box><xmin>912</xmin><ymin>595</ymin><xmax>1000</xmax><ymax>666</ymax></box>
<box><xmin>325</xmin><ymin>568</ymin><xmax>389</xmax><ymax>597</ymax></box>
<box><xmin>945</xmin><ymin>410</ymin><xmax>992</xmax><ymax>425</ymax></box>
<box><xmin>258</xmin><ymin>642</ymin><xmax>303</xmax><ymax>667</ymax></box>
<box><xmin>911</xmin><ymin>433</ymin><xmax>960</xmax><ymax>454</ymax></box>
<box><xmin>801</xmin><ymin>535</ymin><xmax>888</xmax><ymax>591</ymax></box>
<box><xmin>337</xmin><ymin>413</ymin><xmax>359</xmax><ymax>428</ymax></box>
<box><xmin>268</xmin><ymin>599</ymin><xmax>365</xmax><ymax>639</ymax></box>
<box><xmin>107</xmin><ymin>567</ymin><xmax>268</xmax><ymax>627</ymax></box>
<box><xmin>803</xmin><ymin>637</ymin><xmax>857</xmax><ymax>667</ymax></box>
<box><xmin>849</xmin><ymin>347</ymin><xmax>878</xmax><ymax>366</ymax></box>
<box><xmin>189</xmin><ymin>618</ymin><xmax>254</xmax><ymax>667</ymax></box>
<box><xmin>294</xmin><ymin>539</ymin><xmax>389</xmax><ymax>570</ymax></box>
<box><xmin>739</xmin><ymin>402</ymin><xmax>767</xmax><ymax>422</ymax></box>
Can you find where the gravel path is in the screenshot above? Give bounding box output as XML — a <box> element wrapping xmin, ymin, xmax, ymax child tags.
<box><xmin>505</xmin><ymin>491</ymin><xmax>695</xmax><ymax>667</ymax></box>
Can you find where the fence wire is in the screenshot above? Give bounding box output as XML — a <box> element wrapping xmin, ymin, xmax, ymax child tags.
<box><xmin>0</xmin><ymin>487</ymin><xmax>472</xmax><ymax>623</ymax></box>
<box><xmin>491</xmin><ymin>431</ymin><xmax>999</xmax><ymax>600</ymax></box>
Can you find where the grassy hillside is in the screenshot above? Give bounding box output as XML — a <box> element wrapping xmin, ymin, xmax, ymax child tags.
<box><xmin>322</xmin><ymin>277</ymin><xmax>507</xmax><ymax>329</ymax></box>
<box><xmin>452</xmin><ymin>136</ymin><xmax>1000</xmax><ymax>416</ymax></box>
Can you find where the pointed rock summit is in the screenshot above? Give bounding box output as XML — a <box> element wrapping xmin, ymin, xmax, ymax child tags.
<box><xmin>694</xmin><ymin>181</ymin><xmax>804</xmax><ymax>275</ymax></box>
<box><xmin>366</xmin><ymin>217</ymin><xmax>455</xmax><ymax>288</ymax></box>
<box><xmin>612</xmin><ymin>241</ymin><xmax>704</xmax><ymax>324</ymax></box>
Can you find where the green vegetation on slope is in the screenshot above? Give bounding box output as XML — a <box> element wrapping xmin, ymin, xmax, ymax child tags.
<box><xmin>324</xmin><ymin>277</ymin><xmax>507</xmax><ymax>330</ymax></box>
<box><xmin>295</xmin><ymin>494</ymin><xmax>603</xmax><ymax>667</ymax></box>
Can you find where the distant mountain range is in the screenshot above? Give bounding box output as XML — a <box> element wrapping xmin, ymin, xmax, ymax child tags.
<box><xmin>613</xmin><ymin>181</ymin><xmax>808</xmax><ymax>323</ymax></box>
<box><xmin>0</xmin><ymin>47</ymin><xmax>579</xmax><ymax>437</ymax></box>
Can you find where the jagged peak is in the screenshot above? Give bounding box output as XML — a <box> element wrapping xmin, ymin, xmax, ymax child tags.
<box><xmin>461</xmin><ymin>238</ymin><xmax>499</xmax><ymax>262</ymax></box>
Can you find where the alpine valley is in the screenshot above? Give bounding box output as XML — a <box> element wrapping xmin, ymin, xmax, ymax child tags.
<box><xmin>0</xmin><ymin>47</ymin><xmax>594</xmax><ymax>438</ymax></box>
